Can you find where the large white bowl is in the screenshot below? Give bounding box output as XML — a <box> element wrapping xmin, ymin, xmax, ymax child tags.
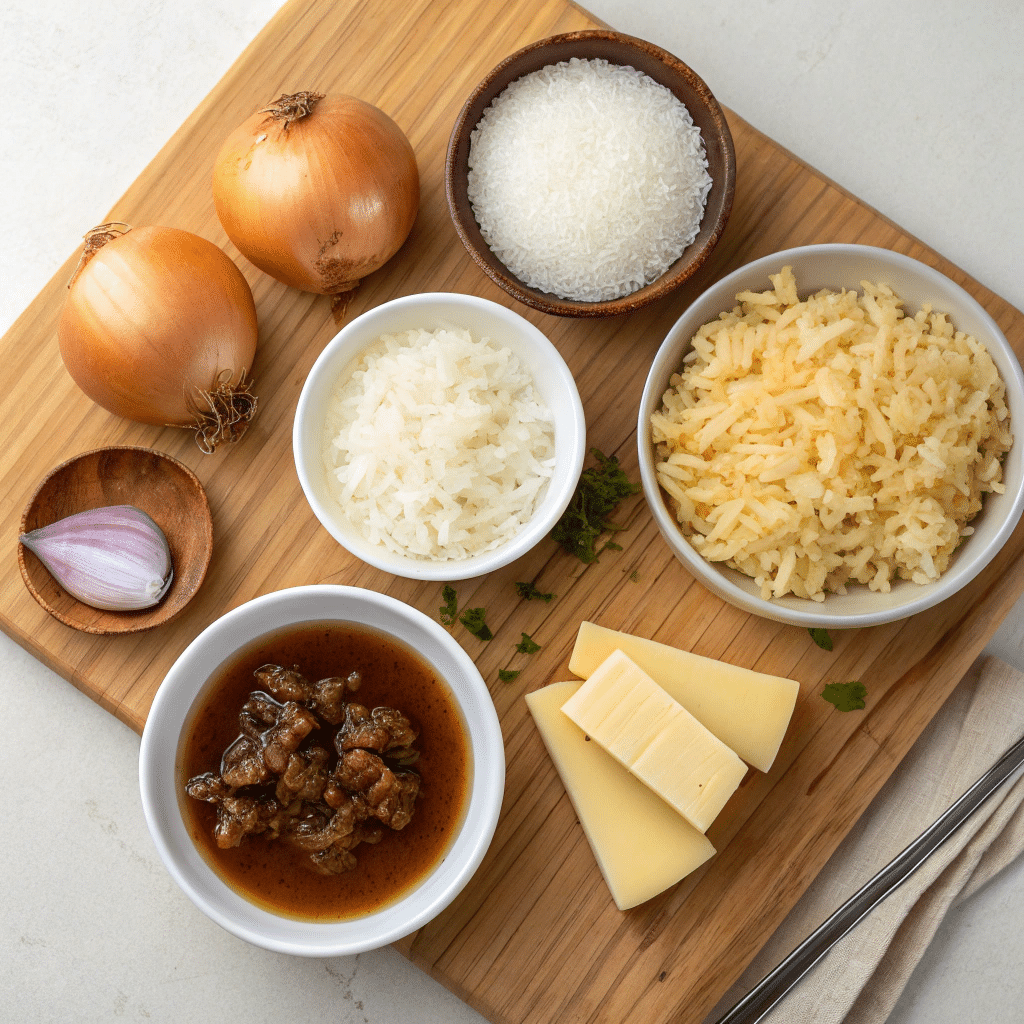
<box><xmin>293</xmin><ymin>292</ymin><xmax>587</xmax><ymax>580</ymax></box>
<box><xmin>638</xmin><ymin>244</ymin><xmax>1024</xmax><ymax>628</ymax></box>
<box><xmin>139</xmin><ymin>585</ymin><xmax>505</xmax><ymax>956</ymax></box>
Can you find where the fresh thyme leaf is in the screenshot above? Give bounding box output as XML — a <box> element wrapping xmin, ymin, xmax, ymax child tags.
<box><xmin>498</xmin><ymin>668</ymin><xmax>520</xmax><ymax>683</ymax></box>
<box><xmin>515</xmin><ymin>581</ymin><xmax>555</xmax><ymax>602</ymax></box>
<box><xmin>439</xmin><ymin>584</ymin><xmax>458</xmax><ymax>627</ymax></box>
<box><xmin>821</xmin><ymin>681</ymin><xmax>867</xmax><ymax>712</ymax></box>
<box><xmin>808</xmin><ymin>627</ymin><xmax>834</xmax><ymax>651</ymax></box>
<box><xmin>515</xmin><ymin>632</ymin><xmax>541</xmax><ymax>655</ymax></box>
<box><xmin>628</xmin><ymin>568</ymin><xmax>640</xmax><ymax>583</ymax></box>
<box><xmin>550</xmin><ymin>448</ymin><xmax>640</xmax><ymax>564</ymax></box>
<box><xmin>459</xmin><ymin>607</ymin><xmax>492</xmax><ymax>641</ymax></box>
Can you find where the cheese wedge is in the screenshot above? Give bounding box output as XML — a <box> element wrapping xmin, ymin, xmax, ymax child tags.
<box><xmin>569</xmin><ymin>621</ymin><xmax>799</xmax><ymax>772</ymax></box>
<box><xmin>526</xmin><ymin>681</ymin><xmax>715</xmax><ymax>911</ymax></box>
<box><xmin>561</xmin><ymin>650</ymin><xmax>747</xmax><ymax>833</ymax></box>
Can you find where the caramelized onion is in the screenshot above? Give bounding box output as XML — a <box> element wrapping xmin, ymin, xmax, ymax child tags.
<box><xmin>211</xmin><ymin>91</ymin><xmax>420</xmax><ymax>296</ymax></box>
<box><xmin>58</xmin><ymin>223</ymin><xmax>259</xmax><ymax>453</ymax></box>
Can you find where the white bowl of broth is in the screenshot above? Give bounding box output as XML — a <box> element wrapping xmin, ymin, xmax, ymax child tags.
<box><xmin>139</xmin><ymin>585</ymin><xmax>505</xmax><ymax>956</ymax></box>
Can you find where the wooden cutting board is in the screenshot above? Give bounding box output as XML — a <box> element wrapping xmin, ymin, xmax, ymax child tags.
<box><xmin>2</xmin><ymin>1</ymin><xmax>1023</xmax><ymax>1021</ymax></box>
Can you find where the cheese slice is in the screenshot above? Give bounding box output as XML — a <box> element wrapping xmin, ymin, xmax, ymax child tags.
<box><xmin>561</xmin><ymin>650</ymin><xmax>747</xmax><ymax>833</ymax></box>
<box><xmin>526</xmin><ymin>681</ymin><xmax>715</xmax><ymax>911</ymax></box>
<box><xmin>569</xmin><ymin>621</ymin><xmax>799</xmax><ymax>772</ymax></box>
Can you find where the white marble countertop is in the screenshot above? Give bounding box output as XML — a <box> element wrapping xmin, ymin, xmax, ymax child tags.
<box><xmin>2</xmin><ymin>1</ymin><xmax>1022</xmax><ymax>1022</ymax></box>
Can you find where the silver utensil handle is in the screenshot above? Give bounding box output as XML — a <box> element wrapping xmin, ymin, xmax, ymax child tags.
<box><xmin>713</xmin><ymin>729</ymin><xmax>1024</xmax><ymax>1024</ymax></box>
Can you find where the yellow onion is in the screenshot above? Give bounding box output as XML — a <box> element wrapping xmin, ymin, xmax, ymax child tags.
<box><xmin>58</xmin><ymin>223</ymin><xmax>259</xmax><ymax>453</ymax></box>
<box><xmin>212</xmin><ymin>91</ymin><xmax>419</xmax><ymax>295</ymax></box>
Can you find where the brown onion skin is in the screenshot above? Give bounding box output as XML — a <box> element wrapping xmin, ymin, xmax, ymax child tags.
<box><xmin>58</xmin><ymin>225</ymin><xmax>258</xmax><ymax>427</ymax></box>
<box><xmin>212</xmin><ymin>94</ymin><xmax>420</xmax><ymax>294</ymax></box>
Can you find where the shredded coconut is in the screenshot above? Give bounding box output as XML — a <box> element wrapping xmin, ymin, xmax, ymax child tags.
<box><xmin>467</xmin><ymin>57</ymin><xmax>712</xmax><ymax>302</ymax></box>
<box><xmin>323</xmin><ymin>326</ymin><xmax>555</xmax><ymax>561</ymax></box>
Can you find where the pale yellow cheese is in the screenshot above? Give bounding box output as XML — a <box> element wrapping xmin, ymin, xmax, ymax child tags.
<box><xmin>561</xmin><ymin>650</ymin><xmax>747</xmax><ymax>833</ymax></box>
<box><xmin>569</xmin><ymin>621</ymin><xmax>799</xmax><ymax>772</ymax></box>
<box><xmin>526</xmin><ymin>681</ymin><xmax>715</xmax><ymax>911</ymax></box>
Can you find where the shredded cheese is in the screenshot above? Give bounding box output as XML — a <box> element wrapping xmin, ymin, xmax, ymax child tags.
<box><xmin>651</xmin><ymin>267</ymin><xmax>1012</xmax><ymax>600</ymax></box>
<box><xmin>323</xmin><ymin>327</ymin><xmax>555</xmax><ymax>561</ymax></box>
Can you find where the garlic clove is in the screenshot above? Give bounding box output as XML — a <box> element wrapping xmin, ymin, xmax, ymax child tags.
<box><xmin>20</xmin><ymin>504</ymin><xmax>174</xmax><ymax>612</ymax></box>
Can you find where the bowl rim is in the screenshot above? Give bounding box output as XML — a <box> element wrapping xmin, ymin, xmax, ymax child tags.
<box><xmin>292</xmin><ymin>290</ymin><xmax>587</xmax><ymax>580</ymax></box>
<box><xmin>445</xmin><ymin>28</ymin><xmax>737</xmax><ymax>318</ymax></box>
<box><xmin>139</xmin><ymin>584</ymin><xmax>506</xmax><ymax>956</ymax></box>
<box><xmin>638</xmin><ymin>242</ymin><xmax>1024</xmax><ymax>628</ymax></box>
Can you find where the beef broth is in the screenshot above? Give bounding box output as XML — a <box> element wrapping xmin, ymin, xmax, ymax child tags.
<box><xmin>179</xmin><ymin>621</ymin><xmax>470</xmax><ymax>921</ymax></box>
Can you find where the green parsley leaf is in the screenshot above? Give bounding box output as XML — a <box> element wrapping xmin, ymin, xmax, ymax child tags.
<box><xmin>821</xmin><ymin>681</ymin><xmax>867</xmax><ymax>712</ymax></box>
<box><xmin>551</xmin><ymin>448</ymin><xmax>640</xmax><ymax>563</ymax></box>
<box><xmin>459</xmin><ymin>607</ymin><xmax>493</xmax><ymax>641</ymax></box>
<box><xmin>515</xmin><ymin>632</ymin><xmax>541</xmax><ymax>655</ymax></box>
<box><xmin>515</xmin><ymin>581</ymin><xmax>555</xmax><ymax>602</ymax></box>
<box><xmin>439</xmin><ymin>584</ymin><xmax>458</xmax><ymax>627</ymax></box>
<box><xmin>808</xmin><ymin>627</ymin><xmax>834</xmax><ymax>651</ymax></box>
<box><xmin>628</xmin><ymin>568</ymin><xmax>640</xmax><ymax>583</ymax></box>
<box><xmin>498</xmin><ymin>668</ymin><xmax>520</xmax><ymax>683</ymax></box>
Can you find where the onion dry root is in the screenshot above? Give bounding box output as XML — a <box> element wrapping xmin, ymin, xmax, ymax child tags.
<box><xmin>212</xmin><ymin>91</ymin><xmax>420</xmax><ymax>296</ymax></box>
<box><xmin>192</xmin><ymin>369</ymin><xmax>258</xmax><ymax>455</ymax></box>
<box><xmin>59</xmin><ymin>223</ymin><xmax>260</xmax><ymax>453</ymax></box>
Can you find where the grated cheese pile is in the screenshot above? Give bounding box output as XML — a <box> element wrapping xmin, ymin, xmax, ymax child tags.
<box><xmin>651</xmin><ymin>267</ymin><xmax>1012</xmax><ymax>601</ymax></box>
<box><xmin>467</xmin><ymin>57</ymin><xmax>712</xmax><ymax>303</ymax></box>
<box><xmin>323</xmin><ymin>326</ymin><xmax>555</xmax><ymax>561</ymax></box>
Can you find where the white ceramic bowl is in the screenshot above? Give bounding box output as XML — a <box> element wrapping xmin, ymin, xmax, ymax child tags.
<box><xmin>638</xmin><ymin>244</ymin><xmax>1024</xmax><ymax>628</ymax></box>
<box><xmin>293</xmin><ymin>292</ymin><xmax>586</xmax><ymax>580</ymax></box>
<box><xmin>139</xmin><ymin>584</ymin><xmax>505</xmax><ymax>956</ymax></box>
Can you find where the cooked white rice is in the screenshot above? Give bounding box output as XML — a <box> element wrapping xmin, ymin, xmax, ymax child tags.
<box><xmin>323</xmin><ymin>326</ymin><xmax>555</xmax><ymax>561</ymax></box>
<box><xmin>467</xmin><ymin>57</ymin><xmax>712</xmax><ymax>303</ymax></box>
<box><xmin>651</xmin><ymin>267</ymin><xmax>1012</xmax><ymax>601</ymax></box>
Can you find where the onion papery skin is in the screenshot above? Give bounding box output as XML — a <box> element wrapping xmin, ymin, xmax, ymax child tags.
<box><xmin>58</xmin><ymin>225</ymin><xmax>259</xmax><ymax>447</ymax></box>
<box><xmin>212</xmin><ymin>93</ymin><xmax>420</xmax><ymax>294</ymax></box>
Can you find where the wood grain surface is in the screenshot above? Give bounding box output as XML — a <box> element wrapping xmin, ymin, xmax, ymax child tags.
<box><xmin>2</xmin><ymin>1</ymin><xmax>1023</xmax><ymax>1022</ymax></box>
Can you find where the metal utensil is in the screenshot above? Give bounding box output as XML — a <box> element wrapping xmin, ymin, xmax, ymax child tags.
<box><xmin>713</xmin><ymin>729</ymin><xmax>1024</xmax><ymax>1024</ymax></box>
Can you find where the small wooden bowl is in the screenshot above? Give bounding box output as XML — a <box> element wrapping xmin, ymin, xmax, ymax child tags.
<box><xmin>18</xmin><ymin>446</ymin><xmax>213</xmax><ymax>634</ymax></box>
<box><xmin>445</xmin><ymin>29</ymin><xmax>736</xmax><ymax>318</ymax></box>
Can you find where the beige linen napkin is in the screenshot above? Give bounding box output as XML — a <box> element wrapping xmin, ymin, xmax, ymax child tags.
<box><xmin>704</xmin><ymin>655</ymin><xmax>1024</xmax><ymax>1024</ymax></box>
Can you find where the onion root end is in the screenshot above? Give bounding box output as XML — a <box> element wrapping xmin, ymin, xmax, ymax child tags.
<box><xmin>190</xmin><ymin>371</ymin><xmax>258</xmax><ymax>454</ymax></box>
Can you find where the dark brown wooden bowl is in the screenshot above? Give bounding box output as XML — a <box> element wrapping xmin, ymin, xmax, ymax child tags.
<box><xmin>18</xmin><ymin>446</ymin><xmax>213</xmax><ymax>634</ymax></box>
<box><xmin>445</xmin><ymin>29</ymin><xmax>736</xmax><ymax>318</ymax></box>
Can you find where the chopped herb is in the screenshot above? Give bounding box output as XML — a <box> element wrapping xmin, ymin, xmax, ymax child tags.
<box><xmin>808</xmin><ymin>627</ymin><xmax>834</xmax><ymax>651</ymax></box>
<box><xmin>515</xmin><ymin>581</ymin><xmax>555</xmax><ymax>602</ymax></box>
<box><xmin>459</xmin><ymin>607</ymin><xmax>493</xmax><ymax>641</ymax></box>
<box><xmin>551</xmin><ymin>447</ymin><xmax>640</xmax><ymax>563</ymax></box>
<box><xmin>628</xmin><ymin>568</ymin><xmax>640</xmax><ymax>583</ymax></box>
<box><xmin>515</xmin><ymin>632</ymin><xmax>541</xmax><ymax>655</ymax></box>
<box><xmin>498</xmin><ymin>668</ymin><xmax>520</xmax><ymax>683</ymax></box>
<box><xmin>821</xmin><ymin>681</ymin><xmax>867</xmax><ymax>712</ymax></box>
<box><xmin>439</xmin><ymin>584</ymin><xmax>458</xmax><ymax>627</ymax></box>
